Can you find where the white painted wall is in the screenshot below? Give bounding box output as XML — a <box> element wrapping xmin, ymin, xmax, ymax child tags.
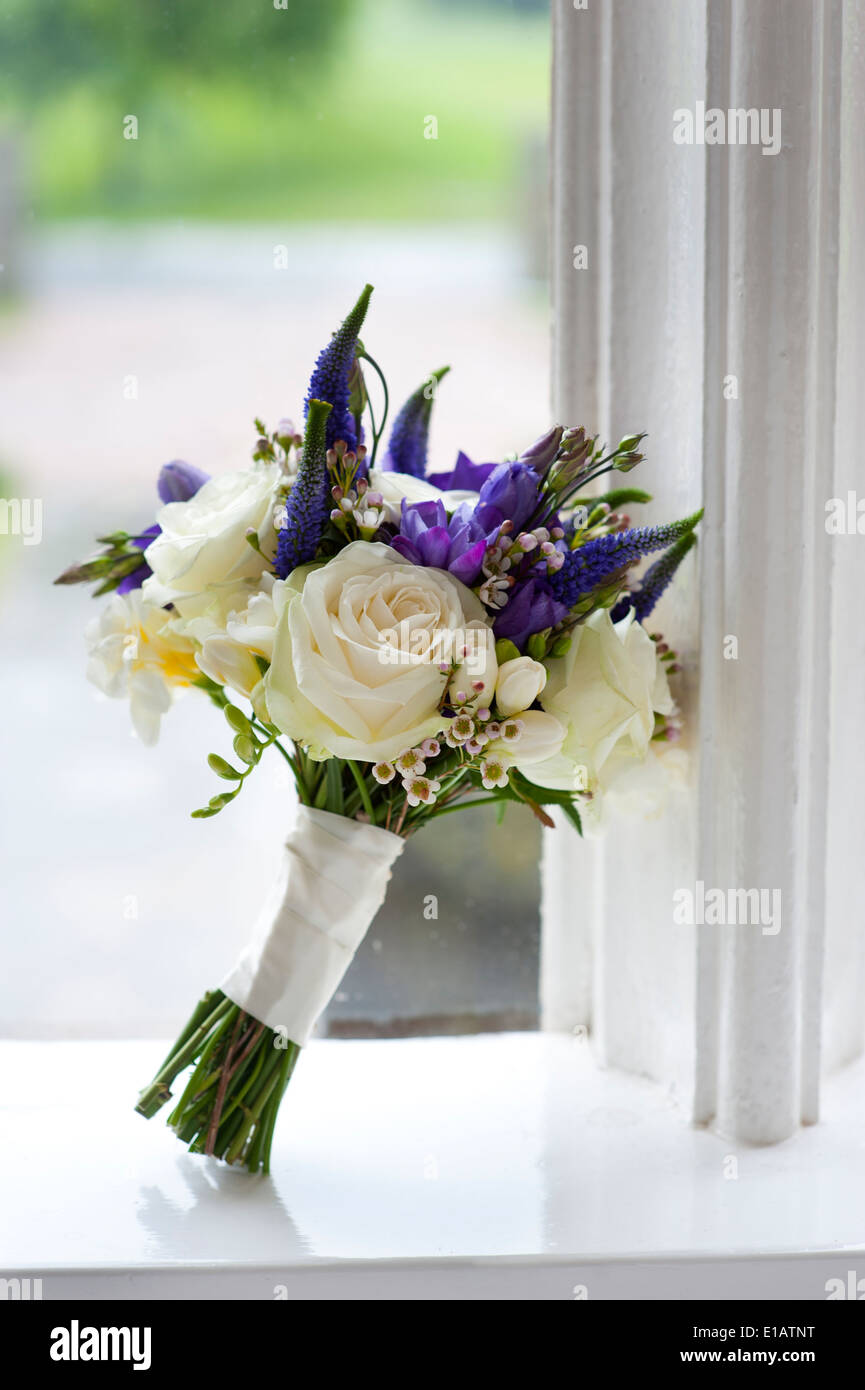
<box><xmin>543</xmin><ymin>0</ymin><xmax>865</xmax><ymax>1143</ymax></box>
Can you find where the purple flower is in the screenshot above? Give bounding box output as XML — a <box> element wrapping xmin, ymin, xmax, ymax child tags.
<box><xmin>427</xmin><ymin>450</ymin><xmax>499</xmax><ymax>492</ymax></box>
<box><xmin>275</xmin><ymin>399</ymin><xmax>333</xmax><ymax>576</ymax></box>
<box><xmin>383</xmin><ymin>367</ymin><xmax>449</xmax><ymax>478</ymax></box>
<box><xmin>157</xmin><ymin>460</ymin><xmax>210</xmax><ymax>505</ymax></box>
<box><xmin>305</xmin><ymin>285</ymin><xmax>372</xmax><ymax>452</ymax></box>
<box><xmin>391</xmin><ymin>498</ymin><xmax>489</xmax><ymax>584</ymax></box>
<box><xmin>115</xmin><ymin>524</ymin><xmax>161</xmax><ymax>595</ymax></box>
<box><xmin>474</xmin><ymin>461</ymin><xmax>540</xmax><ymax>532</ymax></box>
<box><xmin>610</xmin><ymin>531</ymin><xmax>698</xmax><ymax>624</ymax></box>
<box><xmin>549</xmin><ymin>511</ymin><xmax>703</xmax><ymax>609</ymax></box>
<box><xmin>517</xmin><ymin>425</ymin><xmax>564</xmax><ymax>475</ymax></box>
<box><xmin>493</xmin><ymin>576</ymin><xmax>568</xmax><ymax>649</ymax></box>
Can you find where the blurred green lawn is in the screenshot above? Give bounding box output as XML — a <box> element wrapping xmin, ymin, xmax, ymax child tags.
<box><xmin>9</xmin><ymin>0</ymin><xmax>549</xmax><ymax>223</ymax></box>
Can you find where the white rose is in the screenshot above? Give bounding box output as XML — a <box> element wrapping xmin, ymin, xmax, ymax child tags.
<box><xmin>144</xmin><ymin>462</ymin><xmax>279</xmax><ymax>597</ymax></box>
<box><xmin>494</xmin><ymin>656</ymin><xmax>547</xmax><ymax>717</ymax></box>
<box><xmin>264</xmin><ymin>540</ymin><xmax>494</xmax><ymax>761</ymax></box>
<box><xmin>85</xmin><ymin>591</ymin><xmax>199</xmax><ymax>745</ymax></box>
<box><xmin>488</xmin><ymin>709</ymin><xmax>566</xmax><ymax>769</ymax></box>
<box><xmin>368</xmin><ymin>468</ymin><xmax>479</xmax><ymax>524</ymax></box>
<box><xmin>529</xmin><ymin>607</ymin><xmax>674</xmax><ymax>792</ymax></box>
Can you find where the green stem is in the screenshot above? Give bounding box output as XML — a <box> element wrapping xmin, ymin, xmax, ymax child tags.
<box><xmin>423</xmin><ymin>793</ymin><xmax>511</xmax><ymax>817</ymax></box>
<box><xmin>136</xmin><ymin>994</ymin><xmax>233</xmax><ymax>1117</ymax></box>
<box><xmin>260</xmin><ymin>1044</ymin><xmax>299</xmax><ymax>1174</ymax></box>
<box><xmin>360</xmin><ymin>350</ymin><xmax>389</xmax><ymax>465</ymax></box>
<box><xmin>346</xmin><ymin>759</ymin><xmax>376</xmax><ymax>824</ymax></box>
<box><xmin>150</xmin><ymin>989</ymin><xmax>222</xmax><ymax>1078</ymax></box>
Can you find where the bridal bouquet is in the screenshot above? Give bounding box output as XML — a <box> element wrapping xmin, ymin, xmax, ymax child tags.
<box><xmin>57</xmin><ymin>285</ymin><xmax>700</xmax><ymax>1173</ymax></box>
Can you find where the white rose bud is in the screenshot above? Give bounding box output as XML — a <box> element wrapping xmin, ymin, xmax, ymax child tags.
<box><xmin>494</xmin><ymin>656</ymin><xmax>548</xmax><ymax>717</ymax></box>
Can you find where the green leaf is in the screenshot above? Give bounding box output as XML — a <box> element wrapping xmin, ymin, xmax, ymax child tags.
<box><xmin>207</xmin><ymin>754</ymin><xmax>243</xmax><ymax>781</ymax></box>
<box><xmin>558</xmin><ymin>801</ymin><xmax>583</xmax><ymax>836</ymax></box>
<box><xmin>508</xmin><ymin>772</ymin><xmax>585</xmax><ymax>836</ymax></box>
<box><xmin>208</xmin><ymin>792</ymin><xmax>237</xmax><ymax>810</ymax></box>
<box><xmin>572</xmin><ymin>488</ymin><xmax>653</xmax><ymax>511</ymax></box>
<box><xmin>510</xmin><ymin>770</ymin><xmax>580</xmax><ymax>806</ymax></box>
<box><xmin>191</xmin><ymin>807</ymin><xmax>219</xmax><ymax>819</ymax></box>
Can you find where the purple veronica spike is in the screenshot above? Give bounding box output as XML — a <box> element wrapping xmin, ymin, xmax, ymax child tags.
<box><xmin>549</xmin><ymin>511</ymin><xmax>703</xmax><ymax>609</ymax></box>
<box><xmin>275</xmin><ymin>399</ymin><xmax>333</xmax><ymax>576</ymax></box>
<box><xmin>305</xmin><ymin>285</ymin><xmax>372</xmax><ymax>452</ymax></box>
<box><xmin>610</xmin><ymin>531</ymin><xmax>698</xmax><ymax>623</ymax></box>
<box><xmin>383</xmin><ymin>367</ymin><xmax>450</xmax><ymax>478</ymax></box>
<box><xmin>493</xmin><ymin>577</ymin><xmax>569</xmax><ymax>649</ymax></box>
<box><xmin>426</xmin><ymin>450</ymin><xmax>499</xmax><ymax>492</ymax></box>
<box><xmin>157</xmin><ymin>460</ymin><xmax>210</xmax><ymax>505</ymax></box>
<box><xmin>390</xmin><ymin>498</ymin><xmax>489</xmax><ymax>584</ymax></box>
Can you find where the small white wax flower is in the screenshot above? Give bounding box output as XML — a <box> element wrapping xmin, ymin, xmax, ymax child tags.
<box><xmin>480</xmin><ymin>759</ymin><xmax>509</xmax><ymax>790</ymax></box>
<box><xmin>447</xmin><ymin>713</ymin><xmax>475</xmax><ymax>745</ymax></box>
<box><xmin>395</xmin><ymin>747</ymin><xmax>426</xmax><ymax>776</ymax></box>
<box><xmin>404</xmin><ymin>776</ymin><xmax>442</xmax><ymax>807</ymax></box>
<box><xmin>372</xmin><ymin>762</ymin><xmax>396</xmax><ymax>785</ymax></box>
<box><xmin>499</xmin><ymin>718</ymin><xmax>525</xmax><ymax>742</ymax></box>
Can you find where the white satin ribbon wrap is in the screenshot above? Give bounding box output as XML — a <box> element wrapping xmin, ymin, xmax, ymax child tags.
<box><xmin>220</xmin><ymin>806</ymin><xmax>404</xmax><ymax>1045</ymax></box>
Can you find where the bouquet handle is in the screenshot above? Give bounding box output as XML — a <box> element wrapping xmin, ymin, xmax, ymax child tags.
<box><xmin>136</xmin><ymin>807</ymin><xmax>404</xmax><ymax>1171</ymax></box>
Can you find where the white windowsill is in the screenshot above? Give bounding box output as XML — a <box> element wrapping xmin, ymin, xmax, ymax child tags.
<box><xmin>2</xmin><ymin>1035</ymin><xmax>863</xmax><ymax>1300</ymax></box>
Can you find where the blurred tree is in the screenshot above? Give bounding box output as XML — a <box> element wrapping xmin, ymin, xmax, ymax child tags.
<box><xmin>0</xmin><ymin>0</ymin><xmax>353</xmax><ymax>99</ymax></box>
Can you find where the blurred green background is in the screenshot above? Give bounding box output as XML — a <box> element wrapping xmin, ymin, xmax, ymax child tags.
<box><xmin>0</xmin><ymin>0</ymin><xmax>549</xmax><ymax>223</ymax></box>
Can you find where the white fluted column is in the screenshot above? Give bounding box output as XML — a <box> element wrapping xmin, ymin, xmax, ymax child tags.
<box><xmin>542</xmin><ymin>0</ymin><xmax>865</xmax><ymax>1143</ymax></box>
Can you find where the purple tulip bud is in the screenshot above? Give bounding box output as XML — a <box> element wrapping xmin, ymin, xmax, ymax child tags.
<box><xmin>157</xmin><ymin>460</ymin><xmax>210</xmax><ymax>505</ymax></box>
<box><xmin>518</xmin><ymin>425</ymin><xmax>564</xmax><ymax>475</ymax></box>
